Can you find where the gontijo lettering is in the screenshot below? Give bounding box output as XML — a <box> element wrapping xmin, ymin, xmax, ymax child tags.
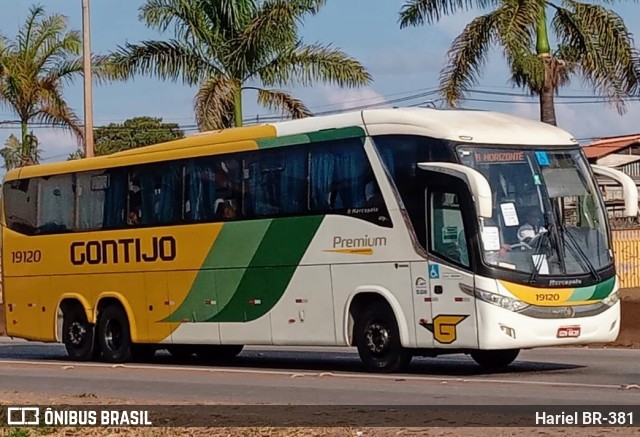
<box><xmin>70</xmin><ymin>236</ymin><xmax>177</xmax><ymax>265</ymax></box>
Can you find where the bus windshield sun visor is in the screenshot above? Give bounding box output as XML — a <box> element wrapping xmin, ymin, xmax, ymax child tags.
<box><xmin>417</xmin><ymin>162</ymin><xmax>493</xmax><ymax>218</ymax></box>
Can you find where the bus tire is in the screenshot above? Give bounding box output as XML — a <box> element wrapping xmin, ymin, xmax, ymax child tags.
<box><xmin>62</xmin><ymin>304</ymin><xmax>95</xmax><ymax>361</ymax></box>
<box><xmin>470</xmin><ymin>349</ymin><xmax>520</xmax><ymax>369</ymax></box>
<box><xmin>195</xmin><ymin>345</ymin><xmax>244</xmax><ymax>361</ymax></box>
<box><xmin>97</xmin><ymin>305</ymin><xmax>133</xmax><ymax>363</ymax></box>
<box><xmin>355</xmin><ymin>301</ymin><xmax>411</xmax><ymax>373</ymax></box>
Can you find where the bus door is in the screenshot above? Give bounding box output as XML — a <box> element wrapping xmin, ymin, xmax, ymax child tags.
<box><xmin>423</xmin><ymin>178</ymin><xmax>479</xmax><ymax>349</ymax></box>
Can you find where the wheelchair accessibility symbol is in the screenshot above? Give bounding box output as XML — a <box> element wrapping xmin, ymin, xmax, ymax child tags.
<box><xmin>429</xmin><ymin>264</ymin><xmax>440</xmax><ymax>279</ymax></box>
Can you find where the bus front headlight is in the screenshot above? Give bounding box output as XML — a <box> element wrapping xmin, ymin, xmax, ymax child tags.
<box><xmin>602</xmin><ymin>291</ymin><xmax>619</xmax><ymax>307</ymax></box>
<box><xmin>460</xmin><ymin>284</ymin><xmax>529</xmax><ymax>312</ymax></box>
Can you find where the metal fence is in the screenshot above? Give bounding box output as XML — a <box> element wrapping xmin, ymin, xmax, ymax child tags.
<box><xmin>612</xmin><ymin>229</ymin><xmax>640</xmax><ymax>289</ymax></box>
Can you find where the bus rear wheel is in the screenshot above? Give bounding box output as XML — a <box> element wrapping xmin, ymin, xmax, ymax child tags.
<box><xmin>470</xmin><ymin>349</ymin><xmax>520</xmax><ymax>369</ymax></box>
<box><xmin>62</xmin><ymin>304</ymin><xmax>95</xmax><ymax>361</ymax></box>
<box><xmin>355</xmin><ymin>301</ymin><xmax>411</xmax><ymax>373</ymax></box>
<box><xmin>195</xmin><ymin>345</ymin><xmax>244</xmax><ymax>362</ymax></box>
<box><xmin>97</xmin><ymin>305</ymin><xmax>133</xmax><ymax>363</ymax></box>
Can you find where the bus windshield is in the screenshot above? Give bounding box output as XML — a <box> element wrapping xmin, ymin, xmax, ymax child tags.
<box><xmin>456</xmin><ymin>146</ymin><xmax>612</xmax><ymax>277</ymax></box>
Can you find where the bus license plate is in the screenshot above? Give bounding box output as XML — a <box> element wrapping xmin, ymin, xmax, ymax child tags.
<box><xmin>557</xmin><ymin>326</ymin><xmax>581</xmax><ymax>338</ymax></box>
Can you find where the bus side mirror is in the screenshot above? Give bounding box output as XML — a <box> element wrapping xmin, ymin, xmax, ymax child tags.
<box><xmin>417</xmin><ymin>162</ymin><xmax>493</xmax><ymax>218</ymax></box>
<box><xmin>590</xmin><ymin>165</ymin><xmax>638</xmax><ymax>217</ymax></box>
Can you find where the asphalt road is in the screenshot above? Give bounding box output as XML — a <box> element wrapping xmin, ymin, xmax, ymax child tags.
<box><xmin>0</xmin><ymin>338</ymin><xmax>639</xmax><ymax>405</ymax></box>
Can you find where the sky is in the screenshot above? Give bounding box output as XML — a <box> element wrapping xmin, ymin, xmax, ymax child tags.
<box><xmin>1</xmin><ymin>0</ymin><xmax>640</xmax><ymax>165</ymax></box>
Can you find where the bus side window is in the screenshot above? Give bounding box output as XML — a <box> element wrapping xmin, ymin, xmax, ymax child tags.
<box><xmin>243</xmin><ymin>147</ymin><xmax>306</xmax><ymax>218</ymax></box>
<box><xmin>309</xmin><ymin>138</ymin><xmax>372</xmax><ymax>212</ymax></box>
<box><xmin>184</xmin><ymin>159</ymin><xmax>217</xmax><ymax>222</ymax></box>
<box><xmin>429</xmin><ymin>190</ymin><xmax>470</xmax><ymax>268</ymax></box>
<box><xmin>76</xmin><ymin>170</ymin><xmax>109</xmax><ymax>230</ymax></box>
<box><xmin>215</xmin><ymin>157</ymin><xmax>241</xmax><ymax>220</ymax></box>
<box><xmin>3</xmin><ymin>178</ymin><xmax>38</xmax><ymax>235</ymax></box>
<box><xmin>129</xmin><ymin>162</ymin><xmax>182</xmax><ymax>226</ymax></box>
<box><xmin>127</xmin><ymin>175</ymin><xmax>142</xmax><ymax>226</ymax></box>
<box><xmin>37</xmin><ymin>174</ymin><xmax>75</xmax><ymax>233</ymax></box>
<box><xmin>102</xmin><ymin>169</ymin><xmax>128</xmax><ymax>229</ymax></box>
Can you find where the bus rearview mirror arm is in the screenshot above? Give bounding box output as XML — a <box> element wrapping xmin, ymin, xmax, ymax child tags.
<box><xmin>417</xmin><ymin>162</ymin><xmax>493</xmax><ymax>218</ymax></box>
<box><xmin>590</xmin><ymin>165</ymin><xmax>638</xmax><ymax>217</ymax></box>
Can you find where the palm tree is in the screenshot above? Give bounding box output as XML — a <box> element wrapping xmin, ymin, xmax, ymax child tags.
<box><xmin>109</xmin><ymin>0</ymin><xmax>371</xmax><ymax>130</ymax></box>
<box><xmin>1</xmin><ymin>133</ymin><xmax>42</xmax><ymax>170</ymax></box>
<box><xmin>0</xmin><ymin>5</ymin><xmax>109</xmax><ymax>165</ymax></box>
<box><xmin>399</xmin><ymin>0</ymin><xmax>640</xmax><ymax>125</ymax></box>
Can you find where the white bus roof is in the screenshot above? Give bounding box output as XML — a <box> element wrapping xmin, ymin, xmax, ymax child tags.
<box><xmin>271</xmin><ymin>108</ymin><xmax>578</xmax><ymax>146</ymax></box>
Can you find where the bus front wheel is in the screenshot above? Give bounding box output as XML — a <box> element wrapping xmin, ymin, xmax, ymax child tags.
<box><xmin>61</xmin><ymin>304</ymin><xmax>95</xmax><ymax>361</ymax></box>
<box><xmin>470</xmin><ymin>349</ymin><xmax>520</xmax><ymax>369</ymax></box>
<box><xmin>97</xmin><ymin>305</ymin><xmax>133</xmax><ymax>363</ymax></box>
<box><xmin>355</xmin><ymin>302</ymin><xmax>411</xmax><ymax>373</ymax></box>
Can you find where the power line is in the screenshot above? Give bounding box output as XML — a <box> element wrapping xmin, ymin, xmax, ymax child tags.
<box><xmin>1</xmin><ymin>85</ymin><xmax>639</xmax><ymax>155</ymax></box>
<box><xmin>1</xmin><ymin>86</ymin><xmax>637</xmax><ymax>131</ymax></box>
<box><xmin>468</xmin><ymin>89</ymin><xmax>634</xmax><ymax>100</ymax></box>
<box><xmin>463</xmin><ymin>97</ymin><xmax>640</xmax><ymax>105</ymax></box>
<box><xmin>0</xmin><ymin>89</ymin><xmax>440</xmax><ymax>129</ymax></box>
<box><xmin>299</xmin><ymin>86</ymin><xmax>440</xmax><ymax>111</ymax></box>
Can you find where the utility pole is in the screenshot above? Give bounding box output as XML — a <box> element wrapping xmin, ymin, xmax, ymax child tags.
<box><xmin>82</xmin><ymin>0</ymin><xmax>94</xmax><ymax>157</ymax></box>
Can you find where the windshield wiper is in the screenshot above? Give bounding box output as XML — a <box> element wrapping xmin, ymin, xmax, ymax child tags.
<box><xmin>527</xmin><ymin>211</ymin><xmax>559</xmax><ymax>284</ymax></box>
<box><xmin>559</xmin><ymin>223</ymin><xmax>601</xmax><ymax>282</ymax></box>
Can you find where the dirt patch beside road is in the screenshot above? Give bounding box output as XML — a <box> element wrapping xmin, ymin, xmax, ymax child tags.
<box><xmin>611</xmin><ymin>287</ymin><xmax>640</xmax><ymax>347</ymax></box>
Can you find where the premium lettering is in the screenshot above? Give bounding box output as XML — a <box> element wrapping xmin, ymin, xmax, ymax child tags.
<box><xmin>332</xmin><ymin>235</ymin><xmax>387</xmax><ymax>249</ymax></box>
<box><xmin>70</xmin><ymin>237</ymin><xmax>176</xmax><ymax>265</ymax></box>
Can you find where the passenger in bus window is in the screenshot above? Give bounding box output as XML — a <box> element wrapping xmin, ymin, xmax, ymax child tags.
<box><xmin>222</xmin><ymin>199</ymin><xmax>237</xmax><ymax>219</ymax></box>
<box><xmin>127</xmin><ymin>186</ymin><xmax>142</xmax><ymax>225</ymax></box>
<box><xmin>365</xmin><ymin>183</ymin><xmax>384</xmax><ymax>207</ymax></box>
<box><xmin>214</xmin><ymin>198</ymin><xmax>225</xmax><ymax>218</ymax></box>
<box><xmin>327</xmin><ymin>181</ymin><xmax>340</xmax><ymax>209</ymax></box>
<box><xmin>128</xmin><ymin>211</ymin><xmax>140</xmax><ymax>226</ymax></box>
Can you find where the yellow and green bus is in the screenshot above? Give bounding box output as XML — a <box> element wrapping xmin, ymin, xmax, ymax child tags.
<box><xmin>2</xmin><ymin>108</ymin><xmax>636</xmax><ymax>372</ymax></box>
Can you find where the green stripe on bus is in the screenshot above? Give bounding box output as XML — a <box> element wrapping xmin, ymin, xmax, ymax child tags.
<box><xmin>589</xmin><ymin>276</ymin><xmax>616</xmax><ymax>300</ymax></box>
<box><xmin>306</xmin><ymin>126</ymin><xmax>365</xmax><ymax>143</ymax></box>
<box><xmin>206</xmin><ymin>220</ymin><xmax>272</xmax><ymax>268</ymax></box>
<box><xmin>207</xmin><ymin>215</ymin><xmax>324</xmax><ymax>322</ymax></box>
<box><xmin>249</xmin><ymin>216</ymin><xmax>324</xmax><ymax>267</ymax></box>
<box><xmin>257</xmin><ymin>134</ymin><xmax>310</xmax><ymax>149</ymax></box>
<box><xmin>162</xmin><ymin>220</ymin><xmax>271</xmax><ymax>322</ymax></box>
<box><xmin>568</xmin><ymin>285</ymin><xmax>596</xmax><ymax>301</ymax></box>
<box><xmin>257</xmin><ymin>126</ymin><xmax>366</xmax><ymax>150</ymax></box>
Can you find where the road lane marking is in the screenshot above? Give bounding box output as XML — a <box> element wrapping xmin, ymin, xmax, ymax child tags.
<box><xmin>0</xmin><ymin>358</ymin><xmax>631</xmax><ymax>391</ymax></box>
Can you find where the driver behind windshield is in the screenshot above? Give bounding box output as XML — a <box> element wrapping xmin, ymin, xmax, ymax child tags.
<box><xmin>517</xmin><ymin>207</ymin><xmax>547</xmax><ymax>244</ymax></box>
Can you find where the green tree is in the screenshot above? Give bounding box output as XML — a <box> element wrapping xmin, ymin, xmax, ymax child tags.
<box><xmin>1</xmin><ymin>133</ymin><xmax>42</xmax><ymax>170</ymax></box>
<box><xmin>0</xmin><ymin>5</ymin><xmax>110</xmax><ymax>164</ymax></box>
<box><xmin>399</xmin><ymin>0</ymin><xmax>640</xmax><ymax>125</ymax></box>
<box><xmin>69</xmin><ymin>116</ymin><xmax>185</xmax><ymax>158</ymax></box>
<box><xmin>109</xmin><ymin>0</ymin><xmax>371</xmax><ymax>130</ymax></box>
